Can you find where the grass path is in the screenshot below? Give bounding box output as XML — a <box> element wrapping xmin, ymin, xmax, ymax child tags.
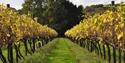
<box><xmin>65</xmin><ymin>39</ymin><xmax>105</xmax><ymax>63</ymax></box>
<box><xmin>46</xmin><ymin>38</ymin><xmax>77</xmax><ymax>63</ymax></box>
<box><xmin>20</xmin><ymin>38</ymin><xmax>105</xmax><ymax>63</ymax></box>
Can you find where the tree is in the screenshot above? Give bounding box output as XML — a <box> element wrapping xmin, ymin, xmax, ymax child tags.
<box><xmin>22</xmin><ymin>0</ymin><xmax>84</xmax><ymax>36</ymax></box>
<box><xmin>22</xmin><ymin>0</ymin><xmax>45</xmax><ymax>24</ymax></box>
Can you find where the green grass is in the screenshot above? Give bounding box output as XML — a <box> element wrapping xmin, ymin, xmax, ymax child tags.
<box><xmin>0</xmin><ymin>38</ymin><xmax>107</xmax><ymax>63</ymax></box>
<box><xmin>0</xmin><ymin>42</ymin><xmax>26</xmax><ymax>63</ymax></box>
<box><xmin>98</xmin><ymin>43</ymin><xmax>124</xmax><ymax>63</ymax></box>
<box><xmin>19</xmin><ymin>38</ymin><xmax>106</xmax><ymax>63</ymax></box>
<box><xmin>65</xmin><ymin>39</ymin><xmax>106</xmax><ymax>63</ymax></box>
<box><xmin>46</xmin><ymin>38</ymin><xmax>77</xmax><ymax>63</ymax></box>
<box><xmin>19</xmin><ymin>38</ymin><xmax>57</xmax><ymax>63</ymax></box>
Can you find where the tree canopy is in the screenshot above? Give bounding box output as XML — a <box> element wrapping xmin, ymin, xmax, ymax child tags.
<box><xmin>22</xmin><ymin>0</ymin><xmax>84</xmax><ymax>36</ymax></box>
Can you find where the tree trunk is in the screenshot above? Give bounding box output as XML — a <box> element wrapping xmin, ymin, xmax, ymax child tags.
<box><xmin>14</xmin><ymin>44</ymin><xmax>20</xmax><ymax>63</ymax></box>
<box><xmin>118</xmin><ymin>48</ymin><xmax>121</xmax><ymax>63</ymax></box>
<box><xmin>23</xmin><ymin>39</ymin><xmax>31</xmax><ymax>55</ymax></box>
<box><xmin>32</xmin><ymin>40</ymin><xmax>36</xmax><ymax>53</ymax></box>
<box><xmin>8</xmin><ymin>43</ymin><xmax>13</xmax><ymax>63</ymax></box>
<box><xmin>124</xmin><ymin>51</ymin><xmax>125</xmax><ymax>63</ymax></box>
<box><xmin>0</xmin><ymin>48</ymin><xmax>7</xmax><ymax>63</ymax></box>
<box><xmin>113</xmin><ymin>46</ymin><xmax>116</xmax><ymax>63</ymax></box>
<box><xmin>103</xmin><ymin>45</ymin><xmax>106</xmax><ymax>60</ymax></box>
<box><xmin>98</xmin><ymin>43</ymin><xmax>102</xmax><ymax>57</ymax></box>
<box><xmin>106</xmin><ymin>44</ymin><xmax>111</xmax><ymax>63</ymax></box>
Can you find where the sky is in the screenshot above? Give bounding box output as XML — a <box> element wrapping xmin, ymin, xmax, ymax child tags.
<box><xmin>0</xmin><ymin>0</ymin><xmax>125</xmax><ymax>10</ymax></box>
<box><xmin>70</xmin><ymin>0</ymin><xmax>125</xmax><ymax>7</ymax></box>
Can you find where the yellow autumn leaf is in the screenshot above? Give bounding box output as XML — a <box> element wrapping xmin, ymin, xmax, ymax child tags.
<box><xmin>117</xmin><ymin>32</ymin><xmax>123</xmax><ymax>40</ymax></box>
<box><xmin>7</xmin><ymin>34</ymin><xmax>10</xmax><ymax>37</ymax></box>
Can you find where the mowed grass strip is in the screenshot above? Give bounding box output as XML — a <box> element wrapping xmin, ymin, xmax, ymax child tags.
<box><xmin>65</xmin><ymin>38</ymin><xmax>106</xmax><ymax>63</ymax></box>
<box><xmin>17</xmin><ymin>38</ymin><xmax>106</xmax><ymax>63</ymax></box>
<box><xmin>46</xmin><ymin>38</ymin><xmax>77</xmax><ymax>63</ymax></box>
<box><xmin>19</xmin><ymin>38</ymin><xmax>58</xmax><ymax>63</ymax></box>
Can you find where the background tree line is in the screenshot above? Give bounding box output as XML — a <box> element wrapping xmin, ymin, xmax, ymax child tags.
<box><xmin>20</xmin><ymin>0</ymin><xmax>84</xmax><ymax>36</ymax></box>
